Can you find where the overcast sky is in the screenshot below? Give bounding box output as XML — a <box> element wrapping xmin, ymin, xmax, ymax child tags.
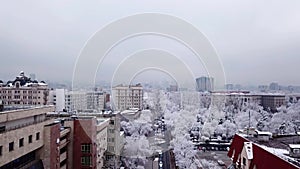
<box><xmin>0</xmin><ymin>0</ymin><xmax>300</xmax><ymax>86</ymax></box>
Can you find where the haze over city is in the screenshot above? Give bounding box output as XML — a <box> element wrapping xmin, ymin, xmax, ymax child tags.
<box><xmin>2</xmin><ymin>1</ymin><xmax>300</xmax><ymax>169</ymax></box>
<box><xmin>1</xmin><ymin>0</ymin><xmax>300</xmax><ymax>86</ymax></box>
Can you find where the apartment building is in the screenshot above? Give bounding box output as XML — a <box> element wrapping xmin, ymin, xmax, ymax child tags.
<box><xmin>49</xmin><ymin>89</ymin><xmax>86</xmax><ymax>112</ymax></box>
<box><xmin>94</xmin><ymin>111</ymin><xmax>124</xmax><ymax>168</ymax></box>
<box><xmin>196</xmin><ymin>76</ymin><xmax>214</xmax><ymax>92</ymax></box>
<box><xmin>0</xmin><ymin>71</ymin><xmax>49</xmax><ymax>107</ymax></box>
<box><xmin>112</xmin><ymin>84</ymin><xmax>143</xmax><ymax>111</ymax></box>
<box><xmin>96</xmin><ymin>118</ymin><xmax>109</xmax><ymax>169</ymax></box>
<box><xmin>71</xmin><ymin>116</ymin><xmax>110</xmax><ymax>169</ymax></box>
<box><xmin>49</xmin><ymin>89</ymin><xmax>108</xmax><ymax>113</ymax></box>
<box><xmin>41</xmin><ymin>121</ymin><xmax>71</xmax><ymax>169</ymax></box>
<box><xmin>86</xmin><ymin>91</ymin><xmax>107</xmax><ymax>111</ymax></box>
<box><xmin>0</xmin><ymin>105</ymin><xmax>115</xmax><ymax>169</ymax></box>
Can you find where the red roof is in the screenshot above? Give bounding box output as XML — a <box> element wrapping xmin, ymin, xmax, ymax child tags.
<box><xmin>227</xmin><ymin>134</ymin><xmax>300</xmax><ymax>169</ymax></box>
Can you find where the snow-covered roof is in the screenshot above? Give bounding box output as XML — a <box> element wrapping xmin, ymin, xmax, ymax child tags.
<box><xmin>38</xmin><ymin>82</ymin><xmax>47</xmax><ymax>86</ymax></box>
<box><xmin>289</xmin><ymin>144</ymin><xmax>300</xmax><ymax>149</ymax></box>
<box><xmin>244</xmin><ymin>142</ymin><xmax>253</xmax><ymax>159</ymax></box>
<box><xmin>121</xmin><ymin>109</ymin><xmax>139</xmax><ymax>115</ymax></box>
<box><xmin>255</xmin><ymin>130</ymin><xmax>272</xmax><ymax>136</ymax></box>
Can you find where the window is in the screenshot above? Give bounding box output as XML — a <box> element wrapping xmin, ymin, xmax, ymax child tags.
<box><xmin>109</xmin><ymin>129</ymin><xmax>114</xmax><ymax>133</ymax></box>
<box><xmin>0</xmin><ymin>146</ymin><xmax>2</xmax><ymax>156</ymax></box>
<box><xmin>0</xmin><ymin>126</ymin><xmax>5</xmax><ymax>133</ymax></box>
<box><xmin>9</xmin><ymin>142</ymin><xmax>14</xmax><ymax>152</ymax></box>
<box><xmin>242</xmin><ymin>157</ymin><xmax>246</xmax><ymax>166</ymax></box>
<box><xmin>81</xmin><ymin>156</ymin><xmax>92</xmax><ymax>166</ymax></box>
<box><xmin>36</xmin><ymin>132</ymin><xmax>40</xmax><ymax>140</ymax></box>
<box><xmin>19</xmin><ymin>138</ymin><xmax>24</xmax><ymax>147</ymax></box>
<box><xmin>106</xmin><ymin>155</ymin><xmax>114</xmax><ymax>160</ymax></box>
<box><xmin>108</xmin><ymin>138</ymin><xmax>115</xmax><ymax>142</ymax></box>
<box><xmin>110</xmin><ymin>120</ymin><xmax>115</xmax><ymax>125</ymax></box>
<box><xmin>28</xmin><ymin>135</ymin><xmax>33</xmax><ymax>143</ymax></box>
<box><xmin>81</xmin><ymin>144</ymin><xmax>91</xmax><ymax>153</ymax></box>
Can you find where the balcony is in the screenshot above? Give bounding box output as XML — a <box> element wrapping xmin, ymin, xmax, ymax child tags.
<box><xmin>60</xmin><ymin>128</ymin><xmax>70</xmax><ymax>137</ymax></box>
<box><xmin>60</xmin><ymin>152</ymin><xmax>67</xmax><ymax>163</ymax></box>
<box><xmin>60</xmin><ymin>164</ymin><xmax>67</xmax><ymax>169</ymax></box>
<box><xmin>60</xmin><ymin>139</ymin><xmax>69</xmax><ymax>149</ymax></box>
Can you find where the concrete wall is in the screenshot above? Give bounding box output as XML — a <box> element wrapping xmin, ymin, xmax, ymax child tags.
<box><xmin>0</xmin><ymin>120</ymin><xmax>50</xmax><ymax>166</ymax></box>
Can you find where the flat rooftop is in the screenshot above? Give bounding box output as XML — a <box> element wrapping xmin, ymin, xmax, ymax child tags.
<box><xmin>0</xmin><ymin>105</ymin><xmax>54</xmax><ymax>114</ymax></box>
<box><xmin>247</xmin><ymin>134</ymin><xmax>300</xmax><ymax>150</ymax></box>
<box><xmin>1</xmin><ymin>105</ymin><xmax>35</xmax><ymax>112</ymax></box>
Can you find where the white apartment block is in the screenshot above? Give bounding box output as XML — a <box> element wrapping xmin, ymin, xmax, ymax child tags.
<box><xmin>96</xmin><ymin>118</ymin><xmax>109</xmax><ymax>169</ymax></box>
<box><xmin>66</xmin><ymin>91</ymin><xmax>87</xmax><ymax>112</ymax></box>
<box><xmin>49</xmin><ymin>89</ymin><xmax>107</xmax><ymax>112</ymax></box>
<box><xmin>101</xmin><ymin>112</ymin><xmax>124</xmax><ymax>168</ymax></box>
<box><xmin>0</xmin><ymin>71</ymin><xmax>49</xmax><ymax>107</ymax></box>
<box><xmin>112</xmin><ymin>84</ymin><xmax>143</xmax><ymax>111</ymax></box>
<box><xmin>86</xmin><ymin>91</ymin><xmax>106</xmax><ymax>111</ymax></box>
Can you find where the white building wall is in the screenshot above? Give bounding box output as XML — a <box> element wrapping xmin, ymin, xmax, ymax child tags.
<box><xmin>55</xmin><ymin>89</ymin><xmax>66</xmax><ymax>112</ymax></box>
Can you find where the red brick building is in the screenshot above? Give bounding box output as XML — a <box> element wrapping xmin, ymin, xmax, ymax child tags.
<box><xmin>73</xmin><ymin>118</ymin><xmax>97</xmax><ymax>169</ymax></box>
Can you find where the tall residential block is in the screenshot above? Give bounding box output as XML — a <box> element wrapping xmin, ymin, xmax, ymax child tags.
<box><xmin>196</xmin><ymin>76</ymin><xmax>214</xmax><ymax>92</ymax></box>
<box><xmin>112</xmin><ymin>84</ymin><xmax>143</xmax><ymax>111</ymax></box>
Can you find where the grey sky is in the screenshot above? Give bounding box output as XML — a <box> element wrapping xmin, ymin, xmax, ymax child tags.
<box><xmin>0</xmin><ymin>0</ymin><xmax>300</xmax><ymax>86</ymax></box>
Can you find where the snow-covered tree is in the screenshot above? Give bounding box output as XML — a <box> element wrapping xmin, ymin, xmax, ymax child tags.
<box><xmin>266</xmin><ymin>101</ymin><xmax>300</xmax><ymax>133</ymax></box>
<box><xmin>123</xmin><ymin>135</ymin><xmax>153</xmax><ymax>168</ymax></box>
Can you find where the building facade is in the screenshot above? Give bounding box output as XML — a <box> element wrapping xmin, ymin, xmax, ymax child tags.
<box><xmin>96</xmin><ymin>118</ymin><xmax>109</xmax><ymax>169</ymax></box>
<box><xmin>86</xmin><ymin>91</ymin><xmax>107</xmax><ymax>111</ymax></box>
<box><xmin>112</xmin><ymin>84</ymin><xmax>143</xmax><ymax>111</ymax></box>
<box><xmin>0</xmin><ymin>106</ymin><xmax>55</xmax><ymax>168</ymax></box>
<box><xmin>49</xmin><ymin>89</ymin><xmax>108</xmax><ymax>113</ymax></box>
<box><xmin>104</xmin><ymin>113</ymin><xmax>124</xmax><ymax>169</ymax></box>
<box><xmin>0</xmin><ymin>106</ymin><xmax>118</xmax><ymax>169</ymax></box>
<box><xmin>196</xmin><ymin>76</ymin><xmax>214</xmax><ymax>92</ymax></box>
<box><xmin>261</xmin><ymin>94</ymin><xmax>285</xmax><ymax>112</ymax></box>
<box><xmin>211</xmin><ymin>91</ymin><xmax>286</xmax><ymax>112</ymax></box>
<box><xmin>0</xmin><ymin>71</ymin><xmax>49</xmax><ymax>107</ymax></box>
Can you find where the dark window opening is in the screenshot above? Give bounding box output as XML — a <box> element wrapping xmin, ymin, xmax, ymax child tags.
<box><xmin>36</xmin><ymin>132</ymin><xmax>40</xmax><ymax>140</ymax></box>
<box><xmin>28</xmin><ymin>135</ymin><xmax>33</xmax><ymax>143</ymax></box>
<box><xmin>9</xmin><ymin>142</ymin><xmax>14</xmax><ymax>152</ymax></box>
<box><xmin>19</xmin><ymin>138</ymin><xmax>24</xmax><ymax>147</ymax></box>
